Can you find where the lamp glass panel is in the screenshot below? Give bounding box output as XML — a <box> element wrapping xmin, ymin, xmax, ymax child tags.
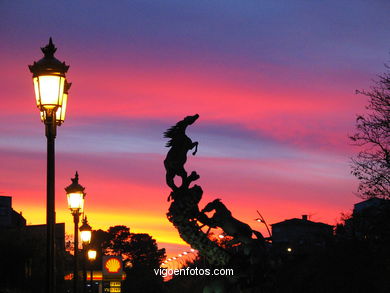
<box><xmin>40</xmin><ymin>94</ymin><xmax>67</xmax><ymax>124</ymax></box>
<box><xmin>67</xmin><ymin>192</ymin><xmax>84</xmax><ymax>211</ymax></box>
<box><xmin>40</xmin><ymin>111</ymin><xmax>45</xmax><ymax>122</ymax></box>
<box><xmin>88</xmin><ymin>250</ymin><xmax>97</xmax><ymax>260</ymax></box>
<box><xmin>33</xmin><ymin>78</ymin><xmax>40</xmax><ymax>107</ymax></box>
<box><xmin>57</xmin><ymin>92</ymin><xmax>68</xmax><ymax>123</ymax></box>
<box><xmin>80</xmin><ymin>230</ymin><xmax>92</xmax><ymax>244</ymax></box>
<box><xmin>34</xmin><ymin>76</ymin><xmax>65</xmax><ymax>109</ymax></box>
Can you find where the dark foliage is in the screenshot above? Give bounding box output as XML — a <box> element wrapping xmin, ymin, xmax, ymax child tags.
<box><xmin>350</xmin><ymin>68</ymin><xmax>390</xmax><ymax>198</ymax></box>
<box><xmin>91</xmin><ymin>225</ymin><xmax>166</xmax><ymax>293</ymax></box>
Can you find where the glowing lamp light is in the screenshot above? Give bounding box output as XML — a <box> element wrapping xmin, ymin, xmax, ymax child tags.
<box><xmin>33</xmin><ymin>75</ymin><xmax>65</xmax><ymax>110</ymax></box>
<box><xmin>40</xmin><ymin>81</ymin><xmax>71</xmax><ymax>125</ymax></box>
<box><xmin>29</xmin><ymin>38</ymin><xmax>69</xmax><ymax>116</ymax></box>
<box><xmin>67</xmin><ymin>192</ymin><xmax>84</xmax><ymax>213</ymax></box>
<box><xmin>88</xmin><ymin>250</ymin><xmax>97</xmax><ymax>261</ymax></box>
<box><xmin>79</xmin><ymin>217</ymin><xmax>92</xmax><ymax>245</ymax></box>
<box><xmin>65</xmin><ymin>172</ymin><xmax>86</xmax><ymax>214</ymax></box>
<box><xmin>287</xmin><ymin>247</ymin><xmax>292</xmax><ymax>252</ymax></box>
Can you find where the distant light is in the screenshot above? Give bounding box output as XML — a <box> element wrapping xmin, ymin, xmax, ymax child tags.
<box><xmin>218</xmin><ymin>234</ymin><xmax>225</xmax><ymax>239</ymax></box>
<box><xmin>65</xmin><ymin>172</ymin><xmax>85</xmax><ymax>214</ymax></box>
<box><xmin>287</xmin><ymin>247</ymin><xmax>292</xmax><ymax>252</ymax></box>
<box><xmin>87</xmin><ymin>250</ymin><xmax>97</xmax><ymax>261</ymax></box>
<box><xmin>79</xmin><ymin>217</ymin><xmax>92</xmax><ymax>245</ymax></box>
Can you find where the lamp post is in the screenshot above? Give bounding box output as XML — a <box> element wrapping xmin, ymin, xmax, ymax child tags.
<box><xmin>80</xmin><ymin>217</ymin><xmax>92</xmax><ymax>293</ymax></box>
<box><xmin>87</xmin><ymin>250</ymin><xmax>97</xmax><ymax>293</ymax></box>
<box><xmin>66</xmin><ymin>172</ymin><xmax>86</xmax><ymax>293</ymax></box>
<box><xmin>28</xmin><ymin>38</ymin><xmax>70</xmax><ymax>293</ymax></box>
<box><xmin>255</xmin><ymin>210</ymin><xmax>272</xmax><ymax>238</ymax></box>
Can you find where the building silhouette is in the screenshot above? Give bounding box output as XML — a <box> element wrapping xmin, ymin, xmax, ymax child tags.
<box><xmin>0</xmin><ymin>195</ymin><xmax>26</xmax><ymax>228</ymax></box>
<box><xmin>0</xmin><ymin>195</ymin><xmax>67</xmax><ymax>293</ymax></box>
<box><xmin>271</xmin><ymin>215</ymin><xmax>333</xmax><ymax>254</ymax></box>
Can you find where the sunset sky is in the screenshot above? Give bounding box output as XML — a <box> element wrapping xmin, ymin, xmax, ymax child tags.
<box><xmin>1</xmin><ymin>1</ymin><xmax>390</xmax><ymax>258</ymax></box>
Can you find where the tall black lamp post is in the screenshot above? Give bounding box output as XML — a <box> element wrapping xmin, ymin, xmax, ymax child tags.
<box><xmin>66</xmin><ymin>172</ymin><xmax>86</xmax><ymax>293</ymax></box>
<box><xmin>28</xmin><ymin>38</ymin><xmax>70</xmax><ymax>293</ymax></box>
<box><xmin>80</xmin><ymin>217</ymin><xmax>92</xmax><ymax>293</ymax></box>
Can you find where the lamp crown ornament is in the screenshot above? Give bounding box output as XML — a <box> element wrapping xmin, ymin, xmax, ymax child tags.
<box><xmin>80</xmin><ymin>216</ymin><xmax>92</xmax><ymax>231</ymax></box>
<box><xmin>64</xmin><ymin>81</ymin><xmax>72</xmax><ymax>93</ymax></box>
<box><xmin>65</xmin><ymin>171</ymin><xmax>85</xmax><ymax>194</ymax></box>
<box><xmin>73</xmin><ymin>171</ymin><xmax>79</xmax><ymax>183</ymax></box>
<box><xmin>29</xmin><ymin>37</ymin><xmax>69</xmax><ymax>77</ymax></box>
<box><xmin>41</xmin><ymin>37</ymin><xmax>57</xmax><ymax>57</ymax></box>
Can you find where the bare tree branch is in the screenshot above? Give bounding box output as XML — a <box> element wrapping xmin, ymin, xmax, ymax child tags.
<box><xmin>350</xmin><ymin>68</ymin><xmax>390</xmax><ymax>198</ymax></box>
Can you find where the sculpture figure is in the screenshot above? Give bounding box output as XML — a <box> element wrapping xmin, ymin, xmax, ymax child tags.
<box><xmin>164</xmin><ymin>114</ymin><xmax>268</xmax><ymax>292</ymax></box>
<box><xmin>164</xmin><ymin>114</ymin><xmax>199</xmax><ymax>192</ymax></box>
<box><xmin>201</xmin><ymin>199</ymin><xmax>265</xmax><ymax>245</ymax></box>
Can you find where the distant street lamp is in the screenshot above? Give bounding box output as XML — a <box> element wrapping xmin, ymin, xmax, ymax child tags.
<box><xmin>80</xmin><ymin>217</ymin><xmax>92</xmax><ymax>293</ymax></box>
<box><xmin>255</xmin><ymin>210</ymin><xmax>272</xmax><ymax>238</ymax></box>
<box><xmin>80</xmin><ymin>217</ymin><xmax>92</xmax><ymax>245</ymax></box>
<box><xmin>66</xmin><ymin>172</ymin><xmax>86</xmax><ymax>293</ymax></box>
<box><xmin>29</xmin><ymin>37</ymin><xmax>70</xmax><ymax>293</ymax></box>
<box><xmin>87</xmin><ymin>250</ymin><xmax>97</xmax><ymax>293</ymax></box>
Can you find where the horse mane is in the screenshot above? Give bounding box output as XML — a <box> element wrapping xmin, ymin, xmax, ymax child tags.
<box><xmin>163</xmin><ymin>120</ymin><xmax>185</xmax><ymax>147</ymax></box>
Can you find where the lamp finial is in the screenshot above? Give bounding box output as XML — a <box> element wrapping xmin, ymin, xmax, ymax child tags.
<box><xmin>41</xmin><ymin>37</ymin><xmax>57</xmax><ymax>57</ymax></box>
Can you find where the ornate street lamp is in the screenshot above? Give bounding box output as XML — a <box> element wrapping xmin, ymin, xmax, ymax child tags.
<box><xmin>80</xmin><ymin>217</ymin><xmax>92</xmax><ymax>245</ymax></box>
<box><xmin>28</xmin><ymin>37</ymin><xmax>70</xmax><ymax>293</ymax></box>
<box><xmin>80</xmin><ymin>217</ymin><xmax>92</xmax><ymax>293</ymax></box>
<box><xmin>87</xmin><ymin>250</ymin><xmax>97</xmax><ymax>293</ymax></box>
<box><xmin>66</xmin><ymin>172</ymin><xmax>86</xmax><ymax>293</ymax></box>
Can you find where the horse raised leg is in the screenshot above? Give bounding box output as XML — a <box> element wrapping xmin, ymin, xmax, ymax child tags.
<box><xmin>192</xmin><ymin>141</ymin><xmax>199</xmax><ymax>155</ymax></box>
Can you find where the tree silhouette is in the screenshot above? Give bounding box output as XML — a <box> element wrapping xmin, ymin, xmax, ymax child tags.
<box><xmin>127</xmin><ymin>233</ymin><xmax>165</xmax><ymax>268</ymax></box>
<box><xmin>105</xmin><ymin>225</ymin><xmax>131</xmax><ymax>256</ymax></box>
<box><xmin>350</xmin><ymin>67</ymin><xmax>390</xmax><ymax>198</ymax></box>
<box><xmin>90</xmin><ymin>226</ymin><xmax>166</xmax><ymax>292</ymax></box>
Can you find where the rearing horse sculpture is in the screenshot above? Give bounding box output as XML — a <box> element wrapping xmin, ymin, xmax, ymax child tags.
<box><xmin>164</xmin><ymin>115</ymin><xmax>267</xmax><ymax>292</ymax></box>
<box><xmin>201</xmin><ymin>199</ymin><xmax>264</xmax><ymax>244</ymax></box>
<box><xmin>164</xmin><ymin>114</ymin><xmax>199</xmax><ymax>192</ymax></box>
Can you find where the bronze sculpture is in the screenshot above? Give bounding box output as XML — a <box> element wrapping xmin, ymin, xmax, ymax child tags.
<box><xmin>164</xmin><ymin>114</ymin><xmax>267</xmax><ymax>292</ymax></box>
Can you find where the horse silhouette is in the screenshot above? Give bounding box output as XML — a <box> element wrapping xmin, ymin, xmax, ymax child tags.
<box><xmin>164</xmin><ymin>114</ymin><xmax>199</xmax><ymax>191</ymax></box>
<box><xmin>202</xmin><ymin>199</ymin><xmax>264</xmax><ymax>244</ymax></box>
